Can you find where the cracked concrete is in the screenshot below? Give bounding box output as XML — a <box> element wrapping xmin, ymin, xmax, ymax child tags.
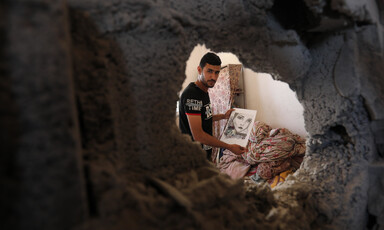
<box><xmin>1</xmin><ymin>0</ymin><xmax>383</xmax><ymax>229</ymax></box>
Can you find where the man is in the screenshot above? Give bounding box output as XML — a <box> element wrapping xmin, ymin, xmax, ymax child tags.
<box><xmin>179</xmin><ymin>52</ymin><xmax>247</xmax><ymax>160</ymax></box>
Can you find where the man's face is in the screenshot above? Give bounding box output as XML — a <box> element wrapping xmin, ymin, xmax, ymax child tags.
<box><xmin>198</xmin><ymin>64</ymin><xmax>221</xmax><ymax>88</ymax></box>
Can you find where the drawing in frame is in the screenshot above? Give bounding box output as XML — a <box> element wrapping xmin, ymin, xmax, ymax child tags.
<box><xmin>220</xmin><ymin>108</ymin><xmax>257</xmax><ymax>147</ymax></box>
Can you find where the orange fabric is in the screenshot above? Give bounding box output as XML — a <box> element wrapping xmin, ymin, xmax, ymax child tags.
<box><xmin>269</xmin><ymin>170</ymin><xmax>293</xmax><ymax>188</ymax></box>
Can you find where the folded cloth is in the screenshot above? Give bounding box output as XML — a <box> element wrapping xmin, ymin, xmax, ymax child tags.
<box><xmin>217</xmin><ymin>149</ymin><xmax>250</xmax><ymax>179</ymax></box>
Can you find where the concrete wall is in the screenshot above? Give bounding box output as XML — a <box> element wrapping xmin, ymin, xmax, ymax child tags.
<box><xmin>0</xmin><ymin>1</ymin><xmax>87</xmax><ymax>229</ymax></box>
<box><xmin>1</xmin><ymin>0</ymin><xmax>384</xmax><ymax>229</ymax></box>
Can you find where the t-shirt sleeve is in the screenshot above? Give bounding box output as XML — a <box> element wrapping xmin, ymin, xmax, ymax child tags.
<box><xmin>183</xmin><ymin>97</ymin><xmax>203</xmax><ymax>116</ymax></box>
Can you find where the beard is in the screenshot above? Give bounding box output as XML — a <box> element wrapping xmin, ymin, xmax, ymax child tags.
<box><xmin>199</xmin><ymin>74</ymin><xmax>216</xmax><ymax>88</ymax></box>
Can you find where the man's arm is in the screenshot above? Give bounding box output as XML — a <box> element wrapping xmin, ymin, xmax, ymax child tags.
<box><xmin>187</xmin><ymin>114</ymin><xmax>246</xmax><ymax>155</ymax></box>
<box><xmin>212</xmin><ymin>114</ymin><xmax>225</xmax><ymax>122</ymax></box>
<box><xmin>212</xmin><ymin>108</ymin><xmax>234</xmax><ymax>122</ymax></box>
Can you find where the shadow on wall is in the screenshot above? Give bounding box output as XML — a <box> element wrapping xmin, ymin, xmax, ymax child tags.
<box><xmin>0</xmin><ymin>2</ymin><xmax>22</xmax><ymax>227</ymax></box>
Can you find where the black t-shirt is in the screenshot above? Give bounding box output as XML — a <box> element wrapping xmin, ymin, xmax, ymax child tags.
<box><xmin>179</xmin><ymin>82</ymin><xmax>213</xmax><ymax>155</ymax></box>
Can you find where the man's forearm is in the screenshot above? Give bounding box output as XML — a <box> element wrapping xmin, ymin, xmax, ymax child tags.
<box><xmin>212</xmin><ymin>114</ymin><xmax>225</xmax><ymax>122</ymax></box>
<box><xmin>194</xmin><ymin>130</ymin><xmax>230</xmax><ymax>149</ymax></box>
<box><xmin>194</xmin><ymin>131</ymin><xmax>246</xmax><ymax>155</ymax></box>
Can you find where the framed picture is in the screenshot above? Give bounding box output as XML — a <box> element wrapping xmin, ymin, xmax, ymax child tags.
<box><xmin>220</xmin><ymin>108</ymin><xmax>257</xmax><ymax>147</ymax></box>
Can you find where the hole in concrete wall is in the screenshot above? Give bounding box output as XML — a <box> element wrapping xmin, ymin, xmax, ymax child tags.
<box><xmin>330</xmin><ymin>125</ymin><xmax>352</xmax><ymax>146</ymax></box>
<box><xmin>271</xmin><ymin>0</ymin><xmax>318</xmax><ymax>33</ymax></box>
<box><xmin>180</xmin><ymin>44</ymin><xmax>308</xmax><ymax>138</ymax></box>
<box><xmin>178</xmin><ymin>44</ymin><xmax>308</xmax><ymax>184</ymax></box>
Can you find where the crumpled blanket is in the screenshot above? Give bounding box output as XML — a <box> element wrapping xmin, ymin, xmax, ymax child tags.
<box><xmin>243</xmin><ymin>121</ymin><xmax>306</xmax><ymax>164</ymax></box>
<box><xmin>217</xmin><ymin>121</ymin><xmax>306</xmax><ymax>180</ymax></box>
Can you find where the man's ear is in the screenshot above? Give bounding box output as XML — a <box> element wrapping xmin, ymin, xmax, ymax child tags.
<box><xmin>197</xmin><ymin>66</ymin><xmax>202</xmax><ymax>75</ymax></box>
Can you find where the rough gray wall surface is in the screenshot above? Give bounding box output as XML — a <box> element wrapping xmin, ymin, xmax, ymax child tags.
<box><xmin>1</xmin><ymin>0</ymin><xmax>384</xmax><ymax>230</ymax></box>
<box><xmin>1</xmin><ymin>1</ymin><xmax>87</xmax><ymax>229</ymax></box>
<box><xmin>299</xmin><ymin>31</ymin><xmax>375</xmax><ymax>229</ymax></box>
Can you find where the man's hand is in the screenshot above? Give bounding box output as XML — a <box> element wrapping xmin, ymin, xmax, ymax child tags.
<box><xmin>227</xmin><ymin>144</ymin><xmax>247</xmax><ymax>155</ymax></box>
<box><xmin>224</xmin><ymin>109</ymin><xmax>235</xmax><ymax>119</ymax></box>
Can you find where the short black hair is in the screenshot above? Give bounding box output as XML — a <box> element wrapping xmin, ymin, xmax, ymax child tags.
<box><xmin>199</xmin><ymin>52</ymin><xmax>221</xmax><ymax>69</ymax></box>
